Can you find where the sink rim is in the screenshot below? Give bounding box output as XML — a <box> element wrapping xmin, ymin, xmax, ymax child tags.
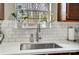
<box><xmin>20</xmin><ymin>42</ymin><xmax>59</xmax><ymax>44</ymax></box>
<box><xmin>20</xmin><ymin>43</ymin><xmax>62</xmax><ymax>50</ymax></box>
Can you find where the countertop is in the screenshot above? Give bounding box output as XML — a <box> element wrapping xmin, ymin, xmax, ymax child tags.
<box><xmin>0</xmin><ymin>39</ymin><xmax>79</xmax><ymax>55</ymax></box>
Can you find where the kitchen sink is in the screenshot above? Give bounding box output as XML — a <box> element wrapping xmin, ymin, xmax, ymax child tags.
<box><xmin>20</xmin><ymin>43</ymin><xmax>62</xmax><ymax>50</ymax></box>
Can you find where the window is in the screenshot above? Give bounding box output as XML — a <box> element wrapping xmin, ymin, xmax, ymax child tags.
<box><xmin>16</xmin><ymin>3</ymin><xmax>51</xmax><ymax>25</ymax></box>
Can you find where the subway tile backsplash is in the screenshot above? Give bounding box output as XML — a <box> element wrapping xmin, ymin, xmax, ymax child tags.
<box><xmin>2</xmin><ymin>22</ymin><xmax>79</xmax><ymax>42</ymax></box>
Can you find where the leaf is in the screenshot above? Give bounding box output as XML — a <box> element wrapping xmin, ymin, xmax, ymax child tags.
<box><xmin>11</xmin><ymin>13</ymin><xmax>17</xmax><ymax>19</ymax></box>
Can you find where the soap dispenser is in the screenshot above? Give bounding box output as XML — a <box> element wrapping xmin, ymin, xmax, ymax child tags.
<box><xmin>30</xmin><ymin>34</ymin><xmax>34</xmax><ymax>42</ymax></box>
<box><xmin>67</xmin><ymin>26</ymin><xmax>76</xmax><ymax>41</ymax></box>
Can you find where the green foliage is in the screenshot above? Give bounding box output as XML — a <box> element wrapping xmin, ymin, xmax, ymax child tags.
<box><xmin>11</xmin><ymin>13</ymin><xmax>17</xmax><ymax>19</ymax></box>
<box><xmin>11</xmin><ymin>12</ymin><xmax>28</xmax><ymax>20</ymax></box>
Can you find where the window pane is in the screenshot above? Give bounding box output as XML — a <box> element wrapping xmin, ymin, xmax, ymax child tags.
<box><xmin>16</xmin><ymin>3</ymin><xmax>49</xmax><ymax>24</ymax></box>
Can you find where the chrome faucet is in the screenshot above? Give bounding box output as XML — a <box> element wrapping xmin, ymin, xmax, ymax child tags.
<box><xmin>36</xmin><ymin>23</ymin><xmax>41</xmax><ymax>42</ymax></box>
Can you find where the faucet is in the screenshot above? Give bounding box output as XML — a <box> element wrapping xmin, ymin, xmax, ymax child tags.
<box><xmin>36</xmin><ymin>23</ymin><xmax>41</xmax><ymax>42</ymax></box>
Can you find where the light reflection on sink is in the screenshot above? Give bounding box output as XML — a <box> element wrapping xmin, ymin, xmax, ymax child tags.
<box><xmin>20</xmin><ymin>43</ymin><xmax>62</xmax><ymax>50</ymax></box>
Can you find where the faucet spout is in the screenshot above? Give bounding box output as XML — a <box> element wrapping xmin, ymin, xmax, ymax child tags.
<box><xmin>36</xmin><ymin>23</ymin><xmax>41</xmax><ymax>42</ymax></box>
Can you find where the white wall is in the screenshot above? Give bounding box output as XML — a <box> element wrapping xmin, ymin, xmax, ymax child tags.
<box><xmin>4</xmin><ymin>3</ymin><xmax>15</xmax><ymax>20</ymax></box>
<box><xmin>2</xmin><ymin>22</ymin><xmax>79</xmax><ymax>42</ymax></box>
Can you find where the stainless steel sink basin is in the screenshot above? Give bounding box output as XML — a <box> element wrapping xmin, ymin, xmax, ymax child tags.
<box><xmin>20</xmin><ymin>43</ymin><xmax>62</xmax><ymax>50</ymax></box>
